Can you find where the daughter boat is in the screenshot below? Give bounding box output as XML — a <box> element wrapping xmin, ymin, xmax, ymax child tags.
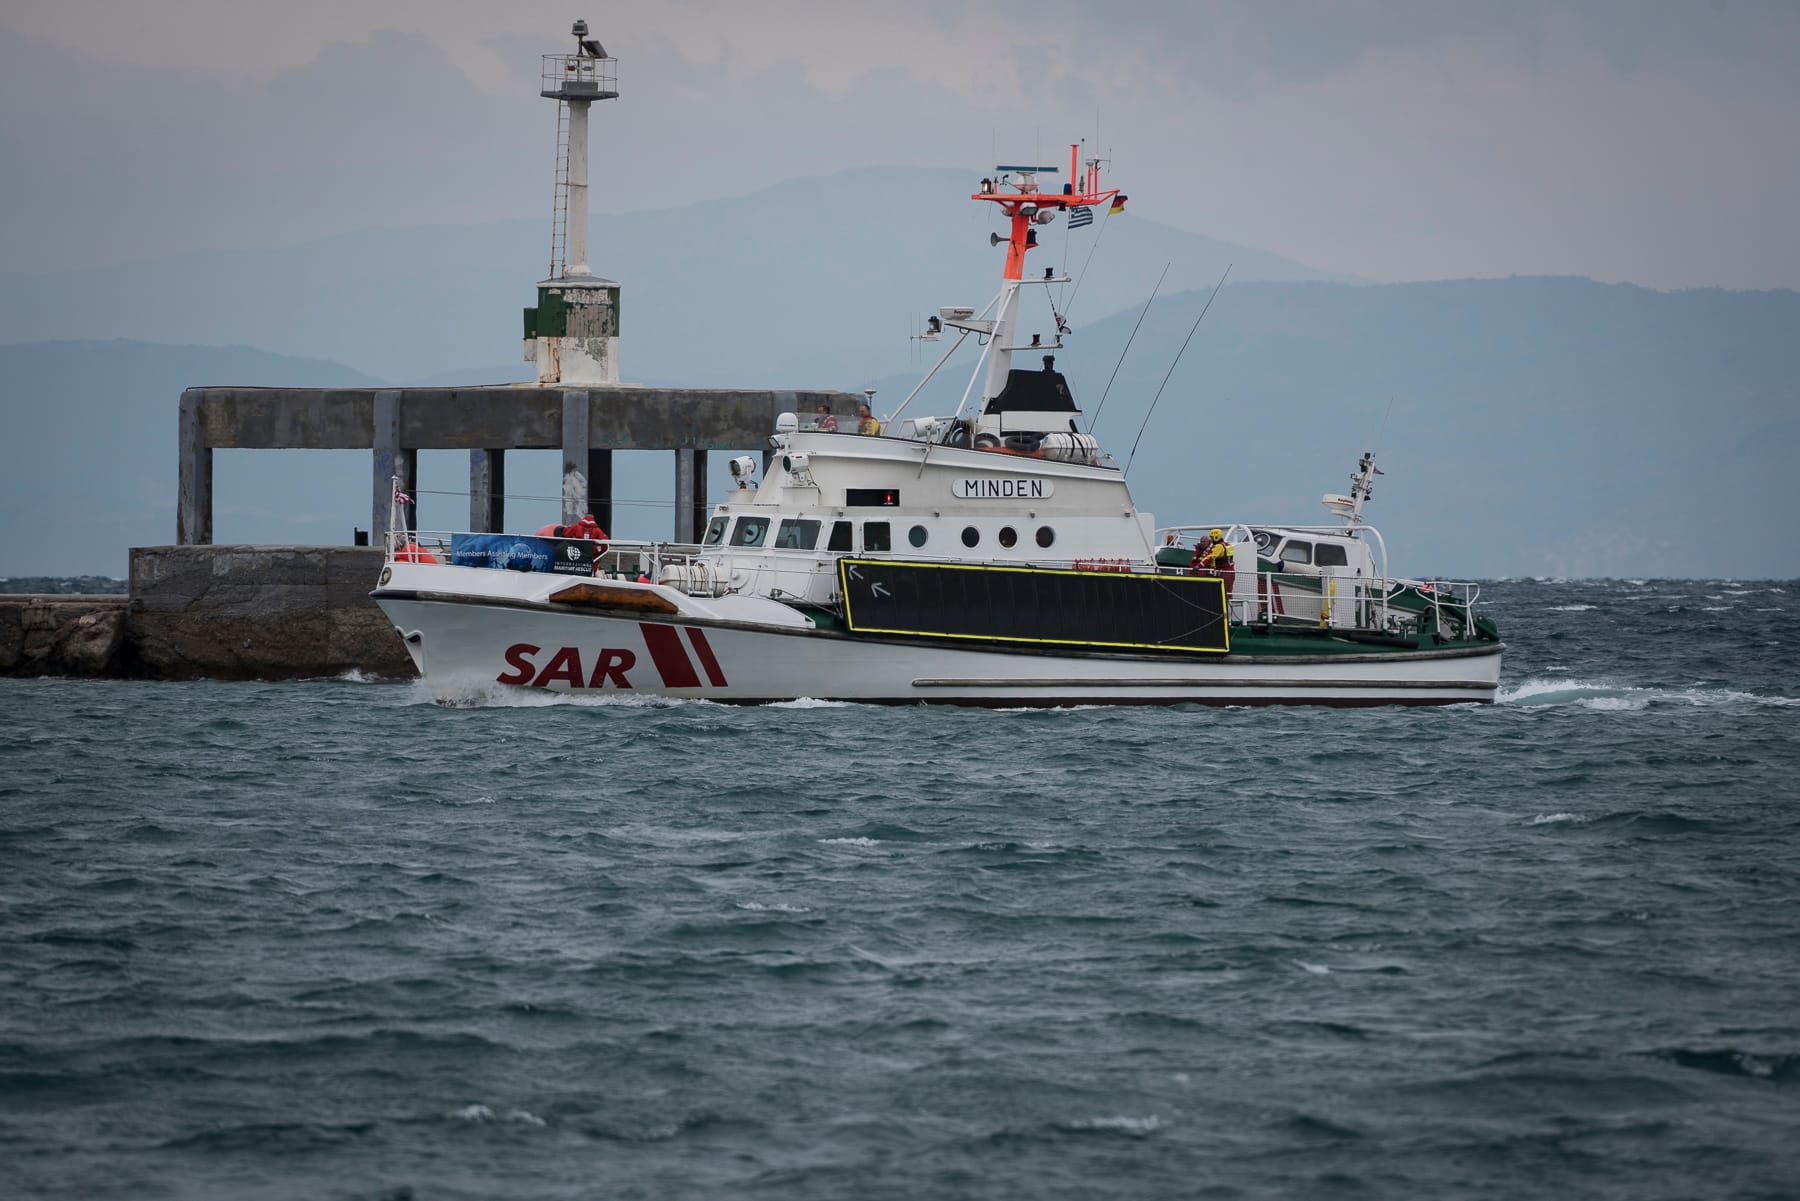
<box><xmin>372</xmin><ymin>150</ymin><xmax>1502</xmax><ymax>706</ymax></box>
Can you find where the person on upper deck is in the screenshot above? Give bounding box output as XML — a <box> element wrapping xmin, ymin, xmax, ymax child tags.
<box><xmin>1199</xmin><ymin>529</ymin><xmax>1230</xmax><ymax>571</ymax></box>
<box><xmin>858</xmin><ymin>402</ymin><xmax>882</xmax><ymax>437</ymax></box>
<box><xmin>1190</xmin><ymin>531</ymin><xmax>1215</xmax><ymax>575</ymax></box>
<box><xmin>535</xmin><ymin>514</ymin><xmax>608</xmax><ymax>541</ymax></box>
<box><xmin>1195</xmin><ymin>527</ymin><xmax>1236</xmax><ymax>597</ymax></box>
<box><xmin>815</xmin><ymin>404</ymin><xmax>838</xmax><ymax>432</ymax></box>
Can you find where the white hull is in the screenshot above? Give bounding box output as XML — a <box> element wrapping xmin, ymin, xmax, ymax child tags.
<box><xmin>363</xmin><ymin>143</ymin><xmax>1510</xmax><ymax>708</ymax></box>
<box><xmin>376</xmin><ymin>584</ymin><xmax>1503</xmax><ymax>708</ymax></box>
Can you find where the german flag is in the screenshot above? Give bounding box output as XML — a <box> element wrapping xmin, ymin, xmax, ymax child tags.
<box><xmin>1108</xmin><ymin>195</ymin><xmax>1128</xmax><ymax>215</ymax></box>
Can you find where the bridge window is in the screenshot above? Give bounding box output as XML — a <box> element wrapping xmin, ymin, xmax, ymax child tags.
<box><xmin>775</xmin><ymin>518</ymin><xmax>821</xmax><ymax>550</ymax></box>
<box><xmin>1315</xmin><ymin>542</ymin><xmax>1349</xmax><ymax>568</ymax></box>
<box><xmin>703</xmin><ymin>516</ymin><xmax>728</xmax><ymax>546</ymax></box>
<box><xmin>863</xmin><ymin>522</ymin><xmax>891</xmax><ymax>552</ymax></box>
<box><xmin>1283</xmin><ymin>540</ymin><xmax>1312</xmax><ymax>566</ymax></box>
<box><xmin>730</xmin><ymin>518</ymin><xmax>769</xmax><ymax>548</ymax></box>
<box><xmin>828</xmin><ymin>521</ymin><xmax>852</xmax><ymax>552</ymax></box>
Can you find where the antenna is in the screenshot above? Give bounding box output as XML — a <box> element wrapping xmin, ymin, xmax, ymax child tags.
<box><xmin>1125</xmin><ymin>264</ymin><xmax>1231</xmax><ymax>477</ymax></box>
<box><xmin>1091</xmin><ymin>262</ymin><xmax>1169</xmax><ymax>430</ymax></box>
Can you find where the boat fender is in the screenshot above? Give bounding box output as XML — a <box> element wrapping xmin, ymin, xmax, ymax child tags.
<box><xmin>973</xmin><ymin>432</ymin><xmax>1002</xmax><ymax>450</ymax></box>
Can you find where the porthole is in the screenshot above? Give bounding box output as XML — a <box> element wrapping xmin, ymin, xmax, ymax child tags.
<box><xmin>961</xmin><ymin>526</ymin><xmax>980</xmax><ymax>548</ymax></box>
<box><xmin>998</xmin><ymin>526</ymin><xmax>1018</xmax><ymax>549</ymax></box>
<box><xmin>1036</xmin><ymin>526</ymin><xmax>1055</xmax><ymax>548</ymax></box>
<box><xmin>908</xmin><ymin>524</ymin><xmax>929</xmax><ymax>547</ymax></box>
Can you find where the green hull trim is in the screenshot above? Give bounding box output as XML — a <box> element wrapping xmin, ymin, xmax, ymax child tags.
<box><xmin>1226</xmin><ymin>624</ymin><xmax>1497</xmax><ymax>655</ymax></box>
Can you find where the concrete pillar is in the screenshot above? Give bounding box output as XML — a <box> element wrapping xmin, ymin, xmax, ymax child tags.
<box><xmin>566</xmin><ymin>100</ymin><xmax>591</xmax><ymax>277</ymax></box>
<box><xmin>177</xmin><ymin>390</ymin><xmax>212</xmax><ymax>545</ymax></box>
<box><xmin>674</xmin><ymin>448</ymin><xmax>698</xmax><ymax>543</ymax></box>
<box><xmin>690</xmin><ymin>448</ymin><xmax>709</xmax><ymax>543</ymax></box>
<box><xmin>470</xmin><ymin>449</ymin><xmax>505</xmax><ymax>533</ymax></box>
<box><xmin>401</xmin><ymin>448</ymin><xmax>418</xmax><ymax>532</ymax></box>
<box><xmin>372</xmin><ymin>390</ymin><xmax>414</xmax><ymax>540</ymax></box>
<box><xmin>561</xmin><ymin>390</ymin><xmax>590</xmax><ymax>525</ymax></box>
<box><xmin>588</xmin><ymin>449</ymin><xmax>613</xmax><ymax>534</ymax></box>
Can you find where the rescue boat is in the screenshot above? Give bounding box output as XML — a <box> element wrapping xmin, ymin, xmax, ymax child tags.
<box><xmin>372</xmin><ymin>148</ymin><xmax>1502</xmax><ymax>706</ymax></box>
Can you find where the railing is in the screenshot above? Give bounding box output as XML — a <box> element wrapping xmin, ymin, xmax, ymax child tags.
<box><xmin>384</xmin><ymin>517</ymin><xmax>1490</xmax><ymax>641</ymax></box>
<box><xmin>540</xmin><ymin>54</ymin><xmax>617</xmax><ymax>99</ymax></box>
<box><xmin>1150</xmin><ymin>562</ymin><xmax>1484</xmax><ymax>641</ymax></box>
<box><xmin>385</xmin><ymin>528</ymin><xmax>710</xmax><ymax>589</ymax></box>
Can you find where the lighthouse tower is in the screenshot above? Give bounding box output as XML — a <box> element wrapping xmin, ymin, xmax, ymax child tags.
<box><xmin>523</xmin><ymin>21</ymin><xmax>621</xmax><ymax>386</ymax></box>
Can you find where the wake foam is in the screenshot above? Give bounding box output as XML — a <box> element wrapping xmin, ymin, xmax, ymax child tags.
<box><xmin>1061</xmin><ymin>1115</ymin><xmax>1164</xmax><ymax>1135</ymax></box>
<box><xmin>434</xmin><ymin>685</ymin><xmax>703</xmax><ymax>710</ymax></box>
<box><xmin>450</xmin><ymin>1103</ymin><xmax>546</xmax><ymax>1125</ymax></box>
<box><xmin>1500</xmin><ymin>678</ymin><xmax>1799</xmax><ymax>708</ymax></box>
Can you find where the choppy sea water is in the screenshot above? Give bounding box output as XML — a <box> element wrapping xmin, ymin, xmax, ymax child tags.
<box><xmin>3</xmin><ymin>578</ymin><xmax>1798</xmax><ymax>1201</ymax></box>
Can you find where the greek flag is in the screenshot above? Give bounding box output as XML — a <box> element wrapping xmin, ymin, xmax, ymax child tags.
<box><xmin>1066</xmin><ymin>205</ymin><xmax>1094</xmax><ymax>229</ymax></box>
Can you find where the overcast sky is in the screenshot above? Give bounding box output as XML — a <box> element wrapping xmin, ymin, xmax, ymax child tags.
<box><xmin>3</xmin><ymin>0</ymin><xmax>1796</xmax><ymax>290</ymax></box>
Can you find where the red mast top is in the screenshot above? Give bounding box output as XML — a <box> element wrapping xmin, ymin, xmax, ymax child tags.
<box><xmin>973</xmin><ymin>144</ymin><xmax>1121</xmax><ymax>280</ymax></box>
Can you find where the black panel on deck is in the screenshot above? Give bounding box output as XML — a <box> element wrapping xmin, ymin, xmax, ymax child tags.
<box><xmin>837</xmin><ymin>560</ymin><xmax>1228</xmax><ymax>653</ymax></box>
<box><xmin>984</xmin><ymin>357</ymin><xmax>1078</xmax><ymax>414</ymax></box>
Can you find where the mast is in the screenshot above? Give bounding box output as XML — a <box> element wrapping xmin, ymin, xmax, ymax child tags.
<box><xmin>1322</xmin><ymin>451</ymin><xmax>1384</xmax><ymax>526</ymax></box>
<box><xmin>972</xmin><ymin>146</ymin><xmax>1119</xmax><ymax>407</ymax></box>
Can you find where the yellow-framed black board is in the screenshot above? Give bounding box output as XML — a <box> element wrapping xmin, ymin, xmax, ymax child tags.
<box><xmin>837</xmin><ymin>559</ymin><xmax>1229</xmax><ymax>653</ymax></box>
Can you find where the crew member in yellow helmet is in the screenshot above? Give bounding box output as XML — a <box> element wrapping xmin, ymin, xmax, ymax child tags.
<box><xmin>1199</xmin><ymin>529</ymin><xmax>1230</xmax><ymax>572</ymax></box>
<box><xmin>1196</xmin><ymin>528</ymin><xmax>1236</xmax><ymax>611</ymax></box>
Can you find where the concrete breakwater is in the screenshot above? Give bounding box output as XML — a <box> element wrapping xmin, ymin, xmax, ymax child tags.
<box><xmin>1</xmin><ymin>547</ymin><xmax>415</xmax><ymax>681</ymax></box>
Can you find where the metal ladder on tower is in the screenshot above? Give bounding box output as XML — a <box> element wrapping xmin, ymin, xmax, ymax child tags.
<box><xmin>548</xmin><ymin>99</ymin><xmax>570</xmax><ymax>279</ymax></box>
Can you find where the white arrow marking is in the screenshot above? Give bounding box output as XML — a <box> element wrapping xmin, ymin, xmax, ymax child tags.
<box><xmin>872</xmin><ymin>582</ymin><xmax>890</xmax><ymax>598</ymax></box>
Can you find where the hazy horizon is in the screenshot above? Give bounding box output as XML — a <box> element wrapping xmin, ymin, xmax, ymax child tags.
<box><xmin>2</xmin><ymin>3</ymin><xmax>1797</xmax><ymax>580</ymax></box>
<box><xmin>3</xmin><ymin>2</ymin><xmax>1798</xmax><ymax>291</ymax></box>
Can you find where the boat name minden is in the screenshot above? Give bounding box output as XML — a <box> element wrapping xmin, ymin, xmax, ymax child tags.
<box><xmin>952</xmin><ymin>478</ymin><xmax>1053</xmax><ymax>499</ymax></box>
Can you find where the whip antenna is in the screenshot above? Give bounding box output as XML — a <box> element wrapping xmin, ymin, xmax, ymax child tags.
<box><xmin>1091</xmin><ymin>262</ymin><xmax>1169</xmax><ymax>430</ymax></box>
<box><xmin>1125</xmin><ymin>263</ymin><xmax>1231</xmax><ymax>478</ymax></box>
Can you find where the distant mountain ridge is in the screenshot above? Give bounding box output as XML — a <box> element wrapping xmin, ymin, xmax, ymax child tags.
<box><xmin>2</xmin><ymin>268</ymin><xmax>1796</xmax><ymax>578</ymax></box>
<box><xmin>1052</xmin><ymin>276</ymin><xmax>1800</xmax><ymax>579</ymax></box>
<box><xmin>0</xmin><ymin>340</ymin><xmax>382</xmax><ymax>575</ymax></box>
<box><xmin>0</xmin><ymin>167</ymin><xmax>1347</xmax><ymax>385</ymax></box>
